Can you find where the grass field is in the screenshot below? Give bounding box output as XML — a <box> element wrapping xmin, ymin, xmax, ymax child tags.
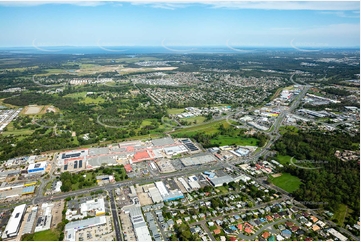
<box><xmin>172</xmin><ymin>119</ymin><xmax>228</xmax><ymax>137</ymax></box>
<box><xmin>279</xmin><ymin>126</ymin><xmax>299</xmax><ymax>135</ymax></box>
<box><xmin>167</xmin><ymin>108</ymin><xmax>185</xmax><ymax>115</ymax></box>
<box><xmin>2</xmin><ymin>122</ymin><xmax>35</xmax><ymax>136</ymax></box>
<box><xmin>64</xmin><ymin>92</ymin><xmax>105</xmax><ymax>104</ymax></box>
<box><xmin>275</xmin><ymin>154</ymin><xmax>293</xmax><ymax>165</ymax></box>
<box><xmin>210</xmin><ymin>135</ymin><xmax>258</xmax><ymax>146</ymax></box>
<box><xmin>162</xmin><ymin>117</ymin><xmax>178</xmax><ymax>127</ymax></box>
<box><xmin>332</xmin><ymin>204</ymin><xmax>350</xmax><ymax>227</ymax></box>
<box><xmin>32</xmin><ymin>229</ymin><xmax>60</xmax><ymax>241</ymax></box>
<box><xmin>270</xmin><ymin>173</ymin><xmax>302</xmax><ymax>193</ymax></box>
<box><xmin>181</xmin><ymin>116</ymin><xmax>206</xmax><ymax>124</ymax></box>
<box><xmin>80</xmin><ymin>96</ymin><xmax>105</xmax><ymax>104</ymax></box>
<box><xmin>64</xmin><ymin>92</ymin><xmax>87</xmax><ymax>99</ymax></box>
<box><xmin>216</xmin><ymin>186</ymin><xmax>229</xmax><ymax>194</ymax></box>
<box><xmin>270</xmin><ymin>87</ymin><xmax>283</xmax><ymax>100</ymax></box>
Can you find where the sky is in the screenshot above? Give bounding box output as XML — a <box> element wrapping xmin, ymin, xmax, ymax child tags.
<box><xmin>0</xmin><ymin>0</ymin><xmax>359</xmax><ymax>48</ymax></box>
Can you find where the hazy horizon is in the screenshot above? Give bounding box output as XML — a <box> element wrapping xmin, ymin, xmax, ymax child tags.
<box><xmin>0</xmin><ymin>1</ymin><xmax>359</xmax><ymax>49</ymax></box>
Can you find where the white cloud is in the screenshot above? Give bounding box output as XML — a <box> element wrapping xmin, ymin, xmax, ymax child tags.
<box><xmin>319</xmin><ymin>10</ymin><xmax>360</xmax><ymax>18</ymax></box>
<box><xmin>0</xmin><ymin>1</ymin><xmax>359</xmax><ymax>11</ymax></box>
<box><xmin>0</xmin><ymin>1</ymin><xmax>105</xmax><ymax>7</ymax></box>
<box><xmin>205</xmin><ymin>1</ymin><xmax>360</xmax><ymax>11</ymax></box>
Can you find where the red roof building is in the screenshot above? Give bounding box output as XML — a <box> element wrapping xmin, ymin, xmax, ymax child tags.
<box><xmin>244</xmin><ymin>227</ymin><xmax>253</xmax><ymax>234</ymax></box>
<box><xmin>132</xmin><ymin>150</ymin><xmax>150</xmax><ymax>162</ymax></box>
<box><xmin>262</xmin><ymin>231</ymin><xmax>270</xmax><ymax>239</ymax></box>
<box><xmin>124</xmin><ymin>164</ymin><xmax>132</xmax><ymax>173</ymax></box>
<box><xmin>214</xmin><ymin>229</ymin><xmax>221</xmax><ymax>235</ymax></box>
<box><xmin>237</xmin><ymin>224</ymin><xmax>243</xmax><ymax>231</ymax></box>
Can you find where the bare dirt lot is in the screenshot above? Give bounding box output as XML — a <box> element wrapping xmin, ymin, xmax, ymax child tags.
<box><xmin>136</xmin><ymin>185</ymin><xmax>153</xmax><ymax>206</ymax></box>
<box><xmin>272</xmin><ymin>173</ymin><xmax>282</xmax><ymax>178</ymax></box>
<box><xmin>23</xmin><ymin>105</ymin><xmax>43</xmax><ymax>115</ymax></box>
<box><xmin>51</xmin><ymin>200</ymin><xmax>64</xmax><ymax>229</ymax></box>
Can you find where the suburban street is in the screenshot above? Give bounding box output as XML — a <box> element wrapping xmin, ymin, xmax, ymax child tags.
<box><xmin>108</xmin><ymin>189</ymin><xmax>123</xmax><ymax>241</ymax></box>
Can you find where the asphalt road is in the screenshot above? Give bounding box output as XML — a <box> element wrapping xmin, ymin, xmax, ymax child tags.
<box><xmin>108</xmin><ymin>189</ymin><xmax>122</xmax><ymax>241</ymax></box>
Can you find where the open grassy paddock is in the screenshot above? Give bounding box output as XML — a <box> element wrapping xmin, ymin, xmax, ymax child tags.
<box><xmin>210</xmin><ymin>135</ymin><xmax>258</xmax><ymax>146</ymax></box>
<box><xmin>269</xmin><ymin>172</ymin><xmax>302</xmax><ymax>193</ymax></box>
<box><xmin>332</xmin><ymin>204</ymin><xmax>353</xmax><ymax>227</ymax></box>
<box><xmin>275</xmin><ymin>154</ymin><xmax>293</xmax><ymax>165</ymax></box>
<box><xmin>167</xmin><ymin>108</ymin><xmax>186</xmax><ymax>115</ymax></box>
<box><xmin>1</xmin><ymin>122</ymin><xmax>35</xmax><ymax>136</ymax></box>
<box><xmin>172</xmin><ymin>119</ymin><xmax>229</xmax><ymax>137</ymax></box>
<box><xmin>180</xmin><ymin>116</ymin><xmax>206</xmax><ymax>124</ymax></box>
<box><xmin>24</xmin><ymin>229</ymin><xmax>60</xmax><ymax>241</ymax></box>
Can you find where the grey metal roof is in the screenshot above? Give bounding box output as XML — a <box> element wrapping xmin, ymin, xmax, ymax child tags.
<box><xmin>151</xmin><ymin>137</ymin><xmax>175</xmax><ymax>146</ymax></box>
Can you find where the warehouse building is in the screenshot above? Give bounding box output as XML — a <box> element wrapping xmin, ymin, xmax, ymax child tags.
<box><xmin>22</xmin><ymin>207</ymin><xmax>38</xmax><ymax>235</ymax></box>
<box><xmin>180</xmin><ymin>154</ymin><xmax>216</xmax><ymax>167</ymax></box>
<box><xmin>178</xmin><ymin>177</ymin><xmax>191</xmax><ymax>192</ymax></box>
<box><xmin>234</xmin><ymin>147</ymin><xmax>250</xmax><ymax>156</ymax></box>
<box><xmin>1</xmin><ymin>204</ymin><xmax>27</xmax><ymax>239</ymax></box>
<box><xmin>163</xmin><ymin>190</ymin><xmax>184</xmax><ymax>202</ymax></box>
<box><xmin>188</xmin><ymin>176</ymin><xmax>201</xmax><ymax>190</ymax></box>
<box><xmin>154</xmin><ymin>181</ymin><xmax>184</xmax><ymax>202</ymax></box>
<box><xmin>208</xmin><ymin>175</ymin><xmax>234</xmax><ymax>187</ymax></box>
<box><xmin>148</xmin><ymin>187</ymin><xmax>163</xmax><ymax>203</ymax></box>
<box><xmin>126</xmin><ymin>206</ymin><xmax>152</xmax><ymax>241</ymax></box>
<box><xmin>27</xmin><ymin>162</ymin><xmax>47</xmax><ymax>174</ymax></box>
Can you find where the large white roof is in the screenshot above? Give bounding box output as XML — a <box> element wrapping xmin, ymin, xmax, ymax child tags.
<box><xmin>2</xmin><ymin>204</ymin><xmax>26</xmax><ymax>238</ymax></box>
<box><xmin>155</xmin><ymin>181</ymin><xmax>169</xmax><ymax>197</ymax></box>
<box><xmin>28</xmin><ymin>161</ymin><xmax>47</xmax><ymax>170</ymax></box>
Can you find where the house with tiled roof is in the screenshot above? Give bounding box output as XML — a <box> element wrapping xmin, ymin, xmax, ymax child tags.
<box><xmin>310</xmin><ymin>215</ymin><xmax>319</xmax><ymax>223</ymax></box>
<box><xmin>244</xmin><ymin>227</ymin><xmax>253</xmax><ymax>234</ymax></box>
<box><xmin>213</xmin><ymin>228</ymin><xmax>221</xmax><ymax>235</ymax></box>
<box><xmin>312</xmin><ymin>224</ymin><xmax>320</xmax><ymax>231</ymax></box>
<box><xmin>237</xmin><ymin>224</ymin><xmax>243</xmax><ymax>231</ymax></box>
<box><xmin>291</xmin><ymin>225</ymin><xmax>299</xmax><ymax>232</ymax></box>
<box><xmin>285</xmin><ymin>221</ymin><xmax>294</xmax><ymax>227</ymax></box>
<box><xmin>262</xmin><ymin>231</ymin><xmax>271</xmax><ymax>239</ymax></box>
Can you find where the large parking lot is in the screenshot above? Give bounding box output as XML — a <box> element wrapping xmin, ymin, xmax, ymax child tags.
<box><xmin>75</xmin><ymin>216</ymin><xmax>114</xmax><ymax>241</ymax></box>
<box><xmin>120</xmin><ymin>212</ymin><xmax>136</xmax><ymax>241</ymax></box>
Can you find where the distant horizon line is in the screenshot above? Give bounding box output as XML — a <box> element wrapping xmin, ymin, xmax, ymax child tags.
<box><xmin>0</xmin><ymin>45</ymin><xmax>359</xmax><ymax>49</ymax></box>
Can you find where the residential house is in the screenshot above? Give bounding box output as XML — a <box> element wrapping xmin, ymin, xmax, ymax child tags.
<box><xmin>276</xmin><ymin>234</ymin><xmax>285</xmax><ymax>241</ymax></box>
<box><xmin>167</xmin><ymin>219</ymin><xmax>174</xmax><ymax>229</ymax></box>
<box><xmin>237</xmin><ymin>224</ymin><xmax>243</xmax><ymax>231</ymax></box>
<box><xmin>213</xmin><ymin>228</ymin><xmax>221</xmax><ymax>235</ymax></box>
<box><xmin>312</xmin><ymin>224</ymin><xmax>320</xmax><ymax>232</ymax></box>
<box><xmin>310</xmin><ymin>215</ymin><xmax>319</xmax><ymax>223</ymax></box>
<box><xmin>281</xmin><ymin>229</ymin><xmax>292</xmax><ymax>239</ymax></box>
<box><xmin>291</xmin><ymin>226</ymin><xmax>299</xmax><ymax>232</ymax></box>
<box><xmin>262</xmin><ymin>231</ymin><xmax>271</xmax><ymax>240</ymax></box>
<box><xmin>215</xmin><ymin>220</ymin><xmax>223</xmax><ymax>226</ymax></box>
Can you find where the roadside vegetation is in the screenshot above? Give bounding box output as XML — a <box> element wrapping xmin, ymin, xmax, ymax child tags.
<box><xmin>60</xmin><ymin>165</ymin><xmax>128</xmax><ymax>192</ymax></box>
